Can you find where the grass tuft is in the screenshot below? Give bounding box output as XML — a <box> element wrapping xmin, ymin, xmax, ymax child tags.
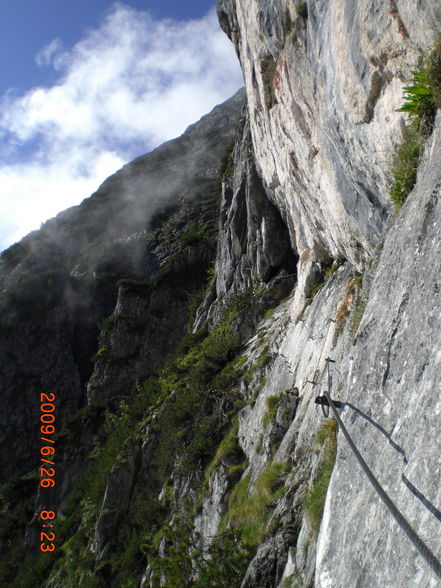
<box><xmin>304</xmin><ymin>419</ymin><xmax>338</xmax><ymax>533</ymax></box>
<box><xmin>223</xmin><ymin>462</ymin><xmax>289</xmax><ymax>547</ymax></box>
<box><xmin>262</xmin><ymin>394</ymin><xmax>282</xmax><ymax>428</ymax></box>
<box><xmin>390</xmin><ymin>125</ymin><xmax>424</xmax><ymax>208</ymax></box>
<box><xmin>350</xmin><ymin>297</ymin><xmax>368</xmax><ymax>337</ymax></box>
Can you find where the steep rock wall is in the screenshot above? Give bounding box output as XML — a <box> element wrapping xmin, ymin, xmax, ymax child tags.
<box><xmin>210</xmin><ymin>1</ymin><xmax>441</xmax><ymax>586</ymax></box>
<box><xmin>316</xmin><ymin>116</ymin><xmax>441</xmax><ymax>588</ymax></box>
<box><xmin>1</xmin><ymin>2</ymin><xmax>440</xmax><ymax>587</ymax></box>
<box><xmin>218</xmin><ymin>0</ymin><xmax>438</xmax><ymax>270</ymax></box>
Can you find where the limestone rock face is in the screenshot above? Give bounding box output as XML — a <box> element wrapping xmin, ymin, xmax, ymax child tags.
<box><xmin>316</xmin><ymin>116</ymin><xmax>441</xmax><ymax>588</ymax></box>
<box><xmin>195</xmin><ymin>105</ymin><xmax>298</xmax><ymax>335</ymax></box>
<box><xmin>217</xmin><ymin>0</ymin><xmax>438</xmax><ymax>268</ymax></box>
<box><xmin>208</xmin><ymin>1</ymin><xmax>441</xmax><ymax>586</ymax></box>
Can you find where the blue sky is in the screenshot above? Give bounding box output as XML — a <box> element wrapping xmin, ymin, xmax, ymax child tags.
<box><xmin>0</xmin><ymin>1</ymin><xmax>243</xmax><ymax>251</ymax></box>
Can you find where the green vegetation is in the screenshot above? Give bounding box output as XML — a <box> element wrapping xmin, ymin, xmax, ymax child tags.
<box><xmin>98</xmin><ymin>313</ymin><xmax>129</xmax><ymax>331</ymax></box>
<box><xmin>0</xmin><ymin>474</ymin><xmax>52</xmax><ymax>587</ymax></box>
<box><xmin>397</xmin><ymin>69</ymin><xmax>436</xmax><ymax>126</ymax></box>
<box><xmin>263</xmin><ymin>394</ymin><xmax>282</xmax><ymax>428</ymax></box>
<box><xmin>146</xmin><ymin>515</ymin><xmax>253</xmax><ymax>588</ymax></box>
<box><xmin>350</xmin><ymin>296</ymin><xmax>368</xmax><ymax>337</ymax></box>
<box><xmin>92</xmin><ymin>345</ymin><xmax>108</xmax><ymax>362</ymax></box>
<box><xmin>334</xmin><ymin>272</ymin><xmax>369</xmax><ymax>338</ymax></box>
<box><xmin>211</xmin><ymin>355</ymin><xmax>247</xmax><ymax>389</ymax></box>
<box><xmin>304</xmin><ymin>419</ymin><xmax>338</xmax><ymax>533</ymax></box>
<box><xmin>219</xmin><ymin>142</ymin><xmax>235</xmax><ymax>181</ymax></box>
<box><xmin>282</xmin><ymin>575</ymin><xmax>303</xmax><ymax>588</ymax></box>
<box><xmin>222</xmin><ymin>462</ymin><xmax>289</xmax><ymax>547</ymax></box>
<box><xmin>153</xmin><ymin>290</ymin><xmax>261</xmax><ymax>478</ymax></box>
<box><xmin>194</xmin><ymin>530</ymin><xmax>254</xmax><ymax>587</ymax></box>
<box><xmin>426</xmin><ymin>37</ymin><xmax>441</xmax><ymax>108</ymax></box>
<box><xmin>397</xmin><ymin>37</ymin><xmax>441</xmax><ymax>128</ymax></box>
<box><xmin>0</xmin><ymin>197</ymin><xmax>228</xmax><ymax>586</ymax></box>
<box><xmin>244</xmin><ymin>345</ymin><xmax>272</xmax><ymax>383</ymax></box>
<box><xmin>390</xmin><ymin>125</ymin><xmax>424</xmax><ymax>207</ymax></box>
<box><xmin>140</xmin><ymin>199</ymin><xmax>219</xmax><ymax>295</ymax></box>
<box><xmin>227</xmin><ymin>462</ymin><xmax>248</xmax><ymax>483</ymax></box>
<box><xmin>264</xmin><ymin>306</ymin><xmax>276</xmax><ymax>320</ymax></box>
<box><xmin>204</xmin><ymin>420</ymin><xmax>246</xmax><ymax>485</ymax></box>
<box><xmin>38</xmin><ymin>384</ymin><xmax>171</xmax><ymax>587</ymax></box>
<box><xmin>392</xmin><ymin>36</ymin><xmax>441</xmax><ymax>207</ymax></box>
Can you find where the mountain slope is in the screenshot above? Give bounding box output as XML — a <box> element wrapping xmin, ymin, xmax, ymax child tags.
<box><xmin>1</xmin><ymin>1</ymin><xmax>440</xmax><ymax>587</ymax></box>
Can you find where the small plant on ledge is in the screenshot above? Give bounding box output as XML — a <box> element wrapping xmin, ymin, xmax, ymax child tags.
<box><xmin>391</xmin><ymin>36</ymin><xmax>441</xmax><ymax>208</ymax></box>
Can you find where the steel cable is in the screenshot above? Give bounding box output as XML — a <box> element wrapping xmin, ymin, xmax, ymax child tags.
<box><xmin>323</xmin><ymin>359</ymin><xmax>441</xmax><ymax>580</ymax></box>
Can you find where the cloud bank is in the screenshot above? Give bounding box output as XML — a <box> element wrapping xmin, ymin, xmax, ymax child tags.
<box><xmin>0</xmin><ymin>3</ymin><xmax>243</xmax><ymax>251</ymax></box>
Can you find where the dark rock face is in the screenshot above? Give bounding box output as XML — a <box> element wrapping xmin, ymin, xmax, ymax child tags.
<box><xmin>196</xmin><ymin>105</ymin><xmax>298</xmax><ymax>332</ymax></box>
<box><xmin>215</xmin><ymin>110</ymin><xmax>297</xmax><ymax>297</ymax></box>
<box><xmin>0</xmin><ymin>90</ymin><xmax>245</xmax><ymax>484</ymax></box>
<box><xmin>87</xmin><ymin>196</ymin><xmax>220</xmax><ymax>403</ymax></box>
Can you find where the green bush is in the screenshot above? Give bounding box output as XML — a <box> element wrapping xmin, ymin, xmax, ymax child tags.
<box><xmin>396</xmin><ymin>36</ymin><xmax>441</xmax><ymax>129</ymax></box>
<box><xmin>193</xmin><ymin>530</ymin><xmax>253</xmax><ymax>587</ymax></box>
<box><xmin>396</xmin><ymin>68</ymin><xmax>436</xmax><ymax>126</ymax></box>
<box><xmin>147</xmin><ymin>520</ymin><xmax>253</xmax><ymax>587</ymax></box>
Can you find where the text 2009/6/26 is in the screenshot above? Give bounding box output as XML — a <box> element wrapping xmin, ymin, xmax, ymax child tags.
<box><xmin>38</xmin><ymin>393</ymin><xmax>57</xmax><ymax>553</ymax></box>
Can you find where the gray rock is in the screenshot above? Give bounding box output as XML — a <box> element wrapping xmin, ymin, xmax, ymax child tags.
<box><xmin>218</xmin><ymin>0</ymin><xmax>437</xmax><ymax>268</ymax></box>
<box><xmin>316</xmin><ymin>114</ymin><xmax>441</xmax><ymax>588</ymax></box>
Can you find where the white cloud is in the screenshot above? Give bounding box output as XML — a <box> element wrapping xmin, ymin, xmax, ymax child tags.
<box><xmin>35</xmin><ymin>38</ymin><xmax>64</xmax><ymax>68</ymax></box>
<box><xmin>0</xmin><ymin>3</ymin><xmax>243</xmax><ymax>251</ymax></box>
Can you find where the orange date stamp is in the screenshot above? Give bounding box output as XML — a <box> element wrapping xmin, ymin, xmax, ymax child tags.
<box><xmin>38</xmin><ymin>392</ymin><xmax>57</xmax><ymax>552</ymax></box>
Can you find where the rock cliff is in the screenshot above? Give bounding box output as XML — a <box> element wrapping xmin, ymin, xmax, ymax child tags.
<box><xmin>0</xmin><ymin>1</ymin><xmax>440</xmax><ymax>587</ymax></box>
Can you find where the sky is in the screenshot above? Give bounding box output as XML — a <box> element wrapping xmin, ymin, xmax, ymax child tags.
<box><xmin>0</xmin><ymin>1</ymin><xmax>243</xmax><ymax>252</ymax></box>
